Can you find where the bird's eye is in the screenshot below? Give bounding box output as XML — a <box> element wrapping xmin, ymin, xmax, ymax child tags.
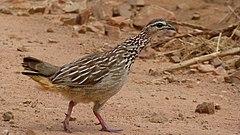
<box><xmin>157</xmin><ymin>23</ymin><xmax>163</xmax><ymax>27</ymax></box>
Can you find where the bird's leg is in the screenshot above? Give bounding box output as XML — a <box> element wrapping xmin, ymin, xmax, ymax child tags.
<box><xmin>93</xmin><ymin>102</ymin><xmax>123</xmax><ymax>132</ymax></box>
<box><xmin>63</xmin><ymin>100</ymin><xmax>75</xmax><ymax>133</ymax></box>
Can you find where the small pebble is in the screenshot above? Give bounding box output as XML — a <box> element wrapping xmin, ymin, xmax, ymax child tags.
<box><xmin>46</xmin><ymin>28</ymin><xmax>54</xmax><ymax>33</ymax></box>
<box><xmin>192</xmin><ymin>13</ymin><xmax>200</xmax><ymax>20</ymax></box>
<box><xmin>215</xmin><ymin>104</ymin><xmax>221</xmax><ymax>110</ymax></box>
<box><xmin>2</xmin><ymin>130</ymin><xmax>9</xmax><ymax>135</ymax></box>
<box><xmin>2</xmin><ymin>111</ymin><xmax>14</xmax><ymax>121</ymax></box>
<box><xmin>195</xmin><ymin>102</ymin><xmax>215</xmax><ymax>114</ymax></box>
<box><xmin>48</xmin><ymin>38</ymin><xmax>58</xmax><ymax>43</ymax></box>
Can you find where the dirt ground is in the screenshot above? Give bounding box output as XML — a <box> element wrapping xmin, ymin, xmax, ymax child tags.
<box><xmin>0</xmin><ymin>0</ymin><xmax>240</xmax><ymax>135</ymax></box>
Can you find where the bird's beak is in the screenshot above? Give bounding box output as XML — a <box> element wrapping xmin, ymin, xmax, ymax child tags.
<box><xmin>166</xmin><ymin>23</ymin><xmax>176</xmax><ymax>31</ymax></box>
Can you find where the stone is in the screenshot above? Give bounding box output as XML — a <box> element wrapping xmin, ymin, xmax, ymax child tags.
<box><xmin>148</xmin><ymin>68</ymin><xmax>159</xmax><ymax>76</ymax></box>
<box><xmin>16</xmin><ymin>11</ymin><xmax>29</xmax><ymax>16</ymax></box>
<box><xmin>28</xmin><ymin>6</ymin><xmax>46</xmax><ymax>14</ymax></box>
<box><xmin>151</xmin><ymin>78</ymin><xmax>165</xmax><ymax>85</ymax></box>
<box><xmin>213</xmin><ymin>66</ymin><xmax>227</xmax><ymax>76</ymax></box>
<box><xmin>60</xmin><ymin>17</ymin><xmax>76</xmax><ymax>25</ymax></box>
<box><xmin>224</xmin><ymin>69</ymin><xmax>240</xmax><ymax>84</ymax></box>
<box><xmin>31</xmin><ymin>100</ymin><xmax>38</xmax><ymax>108</ymax></box>
<box><xmin>46</xmin><ymin>28</ymin><xmax>54</xmax><ymax>33</ymax></box>
<box><xmin>197</xmin><ymin>64</ymin><xmax>215</xmax><ymax>73</ymax></box>
<box><xmin>192</xmin><ymin>13</ymin><xmax>200</xmax><ymax>20</ymax></box>
<box><xmin>149</xmin><ymin>112</ymin><xmax>168</xmax><ymax>123</ymax></box>
<box><xmin>86</xmin><ymin>25</ymin><xmax>100</xmax><ymax>33</ymax></box>
<box><xmin>177</xmin><ymin>113</ymin><xmax>184</xmax><ymax>120</ymax></box>
<box><xmin>48</xmin><ymin>38</ymin><xmax>58</xmax><ymax>43</ymax></box>
<box><xmin>235</xmin><ymin>57</ymin><xmax>240</xmax><ymax>68</ymax></box>
<box><xmin>234</xmin><ymin>30</ymin><xmax>240</xmax><ymax>38</ymax></box>
<box><xmin>195</xmin><ymin>102</ymin><xmax>215</xmax><ymax>114</ymax></box>
<box><xmin>0</xmin><ymin>6</ymin><xmax>12</xmax><ymax>15</ymax></box>
<box><xmin>210</xmin><ymin>57</ymin><xmax>222</xmax><ymax>67</ymax></box>
<box><xmin>92</xmin><ymin>0</ymin><xmax>118</xmax><ymax>20</ymax></box>
<box><xmin>118</xmin><ymin>3</ymin><xmax>132</xmax><ymax>18</ymax></box>
<box><xmin>169</xmin><ymin>55</ymin><xmax>181</xmax><ymax>63</ymax></box>
<box><xmin>128</xmin><ymin>0</ymin><xmax>145</xmax><ymax>6</ymax></box>
<box><xmin>133</xmin><ymin>5</ymin><xmax>176</xmax><ymax>29</ymax></box>
<box><xmin>76</xmin><ymin>9</ymin><xmax>91</xmax><ymax>25</ymax></box>
<box><xmin>2</xmin><ymin>130</ymin><xmax>9</xmax><ymax>135</ymax></box>
<box><xmin>2</xmin><ymin>111</ymin><xmax>14</xmax><ymax>121</ymax></box>
<box><xmin>104</xmin><ymin>25</ymin><xmax>121</xmax><ymax>39</ymax></box>
<box><xmin>91</xmin><ymin>21</ymin><xmax>105</xmax><ymax>34</ymax></box>
<box><xmin>225</xmin><ymin>56</ymin><xmax>240</xmax><ymax>68</ymax></box>
<box><xmin>63</xmin><ymin>2</ymin><xmax>80</xmax><ymax>13</ymax></box>
<box><xmin>17</xmin><ymin>45</ymin><xmax>28</xmax><ymax>52</ymax></box>
<box><xmin>188</xmin><ymin>68</ymin><xmax>198</xmax><ymax>74</ymax></box>
<box><xmin>176</xmin><ymin>3</ymin><xmax>190</xmax><ymax>10</ymax></box>
<box><xmin>77</xmin><ymin>25</ymin><xmax>87</xmax><ymax>33</ymax></box>
<box><xmin>108</xmin><ymin>16</ymin><xmax>130</xmax><ymax>28</ymax></box>
<box><xmin>45</xmin><ymin>1</ymin><xmax>64</xmax><ymax>14</ymax></box>
<box><xmin>112</xmin><ymin>6</ymin><xmax>120</xmax><ymax>17</ymax></box>
<box><xmin>215</xmin><ymin>104</ymin><xmax>221</xmax><ymax>110</ymax></box>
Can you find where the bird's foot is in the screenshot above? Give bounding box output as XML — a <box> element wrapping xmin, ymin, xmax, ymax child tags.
<box><xmin>63</xmin><ymin>120</ymin><xmax>72</xmax><ymax>133</ymax></box>
<box><xmin>100</xmin><ymin>127</ymin><xmax>123</xmax><ymax>132</ymax></box>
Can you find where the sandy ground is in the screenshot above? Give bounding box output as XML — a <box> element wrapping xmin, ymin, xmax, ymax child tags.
<box><xmin>0</xmin><ymin>0</ymin><xmax>240</xmax><ymax>135</ymax></box>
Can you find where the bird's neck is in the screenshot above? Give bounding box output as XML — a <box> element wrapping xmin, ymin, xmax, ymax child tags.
<box><xmin>116</xmin><ymin>30</ymin><xmax>151</xmax><ymax>69</ymax></box>
<box><xmin>124</xmin><ymin>30</ymin><xmax>150</xmax><ymax>53</ymax></box>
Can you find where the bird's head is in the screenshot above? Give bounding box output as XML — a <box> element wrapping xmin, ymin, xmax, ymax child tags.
<box><xmin>143</xmin><ymin>18</ymin><xmax>176</xmax><ymax>36</ymax></box>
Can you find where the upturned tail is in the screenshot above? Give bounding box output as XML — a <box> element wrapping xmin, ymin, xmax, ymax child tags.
<box><xmin>22</xmin><ymin>57</ymin><xmax>60</xmax><ymax>88</ymax></box>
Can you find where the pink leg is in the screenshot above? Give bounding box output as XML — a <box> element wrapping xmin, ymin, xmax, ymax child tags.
<box><xmin>93</xmin><ymin>102</ymin><xmax>123</xmax><ymax>132</ymax></box>
<box><xmin>63</xmin><ymin>101</ymin><xmax>75</xmax><ymax>133</ymax></box>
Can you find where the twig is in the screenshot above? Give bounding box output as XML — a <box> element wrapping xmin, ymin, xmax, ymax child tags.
<box><xmin>163</xmin><ymin>47</ymin><xmax>240</xmax><ymax>71</ymax></box>
<box><xmin>219</xmin><ymin>5</ymin><xmax>240</xmax><ymax>23</ymax></box>
<box><xmin>230</xmin><ymin>24</ymin><xmax>240</xmax><ymax>39</ymax></box>
<box><xmin>227</xmin><ymin>6</ymin><xmax>240</xmax><ymax>20</ymax></box>
<box><xmin>168</xmin><ymin>20</ymin><xmax>209</xmax><ymax>30</ymax></box>
<box><xmin>216</xmin><ymin>32</ymin><xmax>222</xmax><ymax>52</ymax></box>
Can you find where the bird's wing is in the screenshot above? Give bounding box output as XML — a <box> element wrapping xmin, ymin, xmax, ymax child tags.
<box><xmin>50</xmin><ymin>51</ymin><xmax>121</xmax><ymax>87</ymax></box>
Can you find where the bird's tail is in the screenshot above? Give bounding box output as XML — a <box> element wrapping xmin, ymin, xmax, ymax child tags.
<box><xmin>22</xmin><ymin>57</ymin><xmax>60</xmax><ymax>89</ymax></box>
<box><xmin>22</xmin><ymin>57</ymin><xmax>59</xmax><ymax>76</ymax></box>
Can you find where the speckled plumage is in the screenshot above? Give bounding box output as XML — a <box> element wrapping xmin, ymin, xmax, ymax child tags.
<box><xmin>22</xmin><ymin>18</ymin><xmax>175</xmax><ymax>132</ymax></box>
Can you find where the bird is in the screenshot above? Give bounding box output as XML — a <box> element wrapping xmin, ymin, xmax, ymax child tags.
<box><xmin>22</xmin><ymin>18</ymin><xmax>175</xmax><ymax>133</ymax></box>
